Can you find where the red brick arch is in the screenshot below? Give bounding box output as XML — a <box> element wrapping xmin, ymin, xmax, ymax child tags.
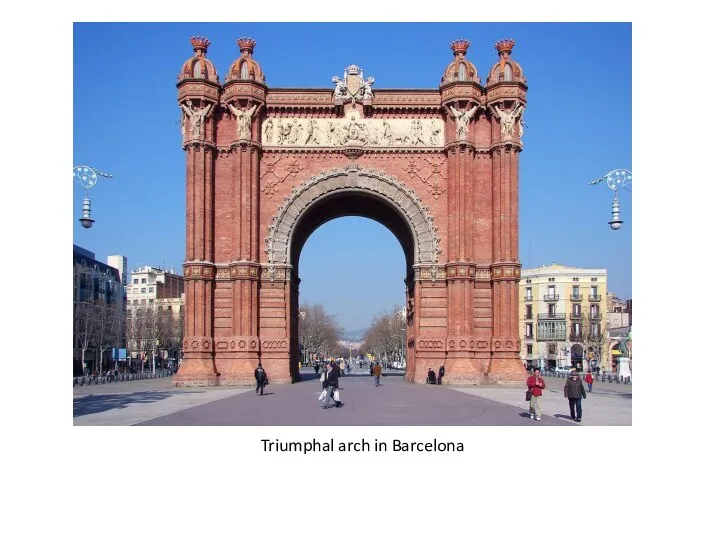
<box><xmin>174</xmin><ymin>38</ymin><xmax>528</xmax><ymax>387</ymax></box>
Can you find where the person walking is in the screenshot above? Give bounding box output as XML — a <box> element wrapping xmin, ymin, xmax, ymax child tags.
<box><xmin>437</xmin><ymin>365</ymin><xmax>445</xmax><ymax>385</ymax></box>
<box><xmin>372</xmin><ymin>362</ymin><xmax>382</xmax><ymax>387</ymax></box>
<box><xmin>254</xmin><ymin>362</ymin><xmax>268</xmax><ymax>396</ymax></box>
<box><xmin>584</xmin><ymin>371</ymin><xmax>594</xmax><ymax>392</ymax></box>
<box><xmin>322</xmin><ymin>360</ymin><xmax>342</xmax><ymax>409</ymax></box>
<box><xmin>564</xmin><ymin>370</ymin><xmax>587</xmax><ymax>422</ymax></box>
<box><xmin>526</xmin><ymin>368</ymin><xmax>546</xmax><ymax>421</ymax></box>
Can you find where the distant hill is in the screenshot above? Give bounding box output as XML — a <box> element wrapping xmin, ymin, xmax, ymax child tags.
<box><xmin>341</xmin><ymin>328</ymin><xmax>368</xmax><ymax>341</ymax></box>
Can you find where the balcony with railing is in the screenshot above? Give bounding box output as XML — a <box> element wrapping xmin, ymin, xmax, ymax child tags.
<box><xmin>590</xmin><ymin>312</ymin><xmax>603</xmax><ymax>321</ymax></box>
<box><xmin>588</xmin><ymin>294</ymin><xmax>602</xmax><ymax>302</ymax></box>
<box><xmin>524</xmin><ymin>295</ymin><xmax>533</xmax><ymax>302</ymax></box>
<box><xmin>538</xmin><ymin>312</ymin><xmax>566</xmax><ymax>320</ymax></box>
<box><xmin>569</xmin><ymin>332</ymin><xmax>583</xmax><ymax>341</ymax></box>
<box><xmin>524</xmin><ymin>313</ymin><xmax>534</xmax><ymax>320</ymax></box>
<box><xmin>570</xmin><ymin>312</ymin><xmax>582</xmax><ymax>320</ymax></box>
<box><xmin>570</xmin><ymin>294</ymin><xmax>583</xmax><ymax>301</ymax></box>
<box><xmin>543</xmin><ymin>294</ymin><xmax>560</xmax><ymax>302</ymax></box>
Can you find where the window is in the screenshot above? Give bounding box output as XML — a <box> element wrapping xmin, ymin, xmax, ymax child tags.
<box><xmin>141</xmin><ymin>288</ymin><xmax>146</xmax><ymax>294</ymax></box>
<box><xmin>590</xmin><ymin>305</ymin><xmax>599</xmax><ymax>317</ymax></box>
<box><xmin>572</xmin><ymin>277</ymin><xmax>579</xmax><ymax>282</ymax></box>
<box><xmin>149</xmin><ymin>286</ymin><xmax>154</xmax><ymax>293</ymax></box>
<box><xmin>591</xmin><ymin>277</ymin><xmax>598</xmax><ymax>282</ymax></box>
<box><xmin>548</xmin><ymin>343</ymin><xmax>557</xmax><ymax>355</ymax></box>
<box><xmin>526</xmin><ymin>344</ymin><xmax>533</xmax><ymax>355</ymax></box>
<box><xmin>572</xmin><ymin>285</ymin><xmax>579</xmax><ymax>296</ymax></box>
<box><xmin>526</xmin><ymin>279</ymin><xmax>532</xmax><ymax>284</ymax></box>
<box><xmin>572</xmin><ymin>323</ymin><xmax>581</xmax><ymax>337</ymax></box>
<box><xmin>133</xmin><ymin>278</ymin><xmax>138</xmax><ymax>284</ymax></box>
<box><xmin>525</xmin><ymin>287</ymin><xmax>532</xmax><ymax>300</ymax></box>
<box><xmin>591</xmin><ymin>323</ymin><xmax>600</xmax><ymax>337</ymax></box>
<box><xmin>141</xmin><ymin>278</ymin><xmax>147</xmax><ymax>284</ymax></box>
<box><xmin>525</xmin><ymin>305</ymin><xmax>533</xmax><ymax>318</ymax></box>
<box><xmin>548</xmin><ymin>285</ymin><xmax>555</xmax><ymax>297</ymax></box>
<box><xmin>572</xmin><ymin>304</ymin><xmax>581</xmax><ymax>317</ymax></box>
<box><xmin>548</xmin><ymin>304</ymin><xmax>556</xmax><ymax>317</ymax></box>
<box><xmin>132</xmin><ymin>299</ymin><xmax>138</xmax><ymax>305</ymax></box>
<box><xmin>591</xmin><ymin>286</ymin><xmax>598</xmax><ymax>296</ymax></box>
<box><xmin>149</xmin><ymin>299</ymin><xmax>154</xmax><ymax>304</ymax></box>
<box><xmin>525</xmin><ymin>323</ymin><xmax>533</xmax><ymax>338</ymax></box>
<box><xmin>141</xmin><ymin>299</ymin><xmax>147</xmax><ymax>305</ymax></box>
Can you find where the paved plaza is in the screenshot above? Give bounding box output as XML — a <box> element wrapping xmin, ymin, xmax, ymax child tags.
<box><xmin>73</xmin><ymin>368</ymin><xmax>631</xmax><ymax>426</ymax></box>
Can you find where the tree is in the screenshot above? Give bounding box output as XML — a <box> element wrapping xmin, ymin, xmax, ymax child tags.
<box><xmin>74</xmin><ymin>300</ymin><xmax>98</xmax><ymax>376</ymax></box>
<box><xmin>581</xmin><ymin>314</ymin><xmax>608</xmax><ymax>372</ymax></box>
<box><xmin>298</xmin><ymin>303</ymin><xmax>342</xmax><ymax>361</ymax></box>
<box><xmin>363</xmin><ymin>306</ymin><xmax>406</xmax><ymax>368</ymax></box>
<box><xmin>93</xmin><ymin>303</ymin><xmax>122</xmax><ymax>374</ymax></box>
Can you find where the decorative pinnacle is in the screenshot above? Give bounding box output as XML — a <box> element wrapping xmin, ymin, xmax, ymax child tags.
<box><xmin>450</xmin><ymin>39</ymin><xmax>470</xmax><ymax>56</ymax></box>
<box><xmin>495</xmin><ymin>39</ymin><xmax>515</xmax><ymax>55</ymax></box>
<box><xmin>237</xmin><ymin>37</ymin><xmax>256</xmax><ymax>55</ymax></box>
<box><xmin>190</xmin><ymin>36</ymin><xmax>210</xmax><ymax>53</ymax></box>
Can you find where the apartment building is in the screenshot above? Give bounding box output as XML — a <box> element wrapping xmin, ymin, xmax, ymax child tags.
<box><xmin>519</xmin><ymin>263</ymin><xmax>609</xmax><ymax>372</ymax></box>
<box><xmin>73</xmin><ymin>245</ymin><xmax>125</xmax><ymax>375</ymax></box>
<box><xmin>125</xmin><ymin>266</ymin><xmax>184</xmax><ymax>367</ymax></box>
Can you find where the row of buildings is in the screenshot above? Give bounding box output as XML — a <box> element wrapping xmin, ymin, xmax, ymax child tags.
<box><xmin>72</xmin><ymin>245</ymin><xmax>184</xmax><ymax>376</ymax></box>
<box><xmin>73</xmin><ymin>245</ymin><xmax>630</xmax><ymax>376</ymax></box>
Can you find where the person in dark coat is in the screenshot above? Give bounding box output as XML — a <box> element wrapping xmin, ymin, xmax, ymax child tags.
<box><xmin>426</xmin><ymin>368</ymin><xmax>437</xmax><ymax>384</ymax></box>
<box><xmin>322</xmin><ymin>361</ymin><xmax>342</xmax><ymax>409</ymax></box>
<box><xmin>254</xmin><ymin>362</ymin><xmax>268</xmax><ymax>396</ymax></box>
<box><xmin>564</xmin><ymin>371</ymin><xmax>587</xmax><ymax>422</ymax></box>
<box><xmin>437</xmin><ymin>365</ymin><xmax>445</xmax><ymax>385</ymax></box>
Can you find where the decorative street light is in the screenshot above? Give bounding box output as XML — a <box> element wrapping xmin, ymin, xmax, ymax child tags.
<box><xmin>589</xmin><ymin>168</ymin><xmax>632</xmax><ymax>230</ymax></box>
<box><xmin>74</xmin><ymin>165</ymin><xmax>113</xmax><ymax>228</ymax></box>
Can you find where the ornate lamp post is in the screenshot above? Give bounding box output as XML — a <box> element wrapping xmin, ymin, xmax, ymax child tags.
<box><xmin>589</xmin><ymin>168</ymin><xmax>632</xmax><ymax>230</ymax></box>
<box><xmin>74</xmin><ymin>165</ymin><xmax>113</xmax><ymax>228</ymax></box>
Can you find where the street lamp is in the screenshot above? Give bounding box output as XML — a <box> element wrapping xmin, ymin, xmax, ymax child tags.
<box><xmin>589</xmin><ymin>168</ymin><xmax>632</xmax><ymax>230</ymax></box>
<box><xmin>74</xmin><ymin>165</ymin><xmax>113</xmax><ymax>228</ymax></box>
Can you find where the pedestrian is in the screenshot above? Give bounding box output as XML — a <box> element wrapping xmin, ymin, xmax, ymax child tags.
<box><xmin>584</xmin><ymin>371</ymin><xmax>594</xmax><ymax>392</ymax></box>
<box><xmin>437</xmin><ymin>365</ymin><xmax>445</xmax><ymax>385</ymax></box>
<box><xmin>372</xmin><ymin>361</ymin><xmax>382</xmax><ymax>387</ymax></box>
<box><xmin>313</xmin><ymin>361</ymin><xmax>320</xmax><ymax>374</ymax></box>
<box><xmin>254</xmin><ymin>362</ymin><xmax>268</xmax><ymax>396</ymax></box>
<box><xmin>526</xmin><ymin>368</ymin><xmax>546</xmax><ymax>421</ymax></box>
<box><xmin>564</xmin><ymin>370</ymin><xmax>587</xmax><ymax>422</ymax></box>
<box><xmin>322</xmin><ymin>360</ymin><xmax>342</xmax><ymax>409</ymax></box>
<box><xmin>340</xmin><ymin>359</ymin><xmax>346</xmax><ymax>377</ymax></box>
<box><xmin>426</xmin><ymin>368</ymin><xmax>437</xmax><ymax>384</ymax></box>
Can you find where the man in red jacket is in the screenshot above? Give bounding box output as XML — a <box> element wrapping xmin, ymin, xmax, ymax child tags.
<box><xmin>527</xmin><ymin>368</ymin><xmax>546</xmax><ymax>421</ymax></box>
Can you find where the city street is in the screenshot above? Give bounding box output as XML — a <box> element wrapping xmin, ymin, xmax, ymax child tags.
<box><xmin>73</xmin><ymin>368</ymin><xmax>631</xmax><ymax>426</ymax></box>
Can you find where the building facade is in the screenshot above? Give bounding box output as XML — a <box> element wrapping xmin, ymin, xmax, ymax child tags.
<box><xmin>125</xmin><ymin>266</ymin><xmax>185</xmax><ymax>369</ymax></box>
<box><xmin>175</xmin><ymin>36</ymin><xmax>528</xmax><ymax>386</ymax></box>
<box><xmin>518</xmin><ymin>263</ymin><xmax>609</xmax><ymax>372</ymax></box>
<box><xmin>73</xmin><ymin>245</ymin><xmax>125</xmax><ymax>375</ymax></box>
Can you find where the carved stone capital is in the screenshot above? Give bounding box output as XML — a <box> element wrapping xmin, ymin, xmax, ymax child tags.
<box><xmin>490</xmin><ymin>263</ymin><xmax>522</xmax><ymax>281</ymax></box>
<box><xmin>183</xmin><ymin>262</ymin><xmax>216</xmax><ymax>280</ymax></box>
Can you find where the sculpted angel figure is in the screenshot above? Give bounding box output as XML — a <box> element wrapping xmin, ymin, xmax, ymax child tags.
<box><xmin>180</xmin><ymin>100</ymin><xmax>213</xmax><ymax>140</ymax></box>
<box><xmin>494</xmin><ymin>102</ymin><xmax>524</xmax><ymax>140</ymax></box>
<box><xmin>449</xmin><ymin>104</ymin><xmax>478</xmax><ymax>140</ymax></box>
<box><xmin>226</xmin><ymin>102</ymin><xmax>257</xmax><ymax>139</ymax></box>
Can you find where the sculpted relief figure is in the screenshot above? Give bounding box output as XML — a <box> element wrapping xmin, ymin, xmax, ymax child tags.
<box><xmin>494</xmin><ymin>102</ymin><xmax>524</xmax><ymax>140</ymax></box>
<box><xmin>264</xmin><ymin>119</ymin><xmax>274</xmax><ymax>144</ymax></box>
<box><xmin>304</xmin><ymin>119</ymin><xmax>322</xmax><ymax>145</ymax></box>
<box><xmin>429</xmin><ymin>120</ymin><xmax>441</xmax><ymax>146</ymax></box>
<box><xmin>449</xmin><ymin>104</ymin><xmax>478</xmax><ymax>140</ymax></box>
<box><xmin>408</xmin><ymin>119</ymin><xmax>425</xmax><ymax>145</ymax></box>
<box><xmin>180</xmin><ymin>100</ymin><xmax>213</xmax><ymax>140</ymax></box>
<box><xmin>382</xmin><ymin>120</ymin><xmax>393</xmax><ymax>146</ymax></box>
<box><xmin>227</xmin><ymin>102</ymin><xmax>257</xmax><ymax>140</ymax></box>
<box><xmin>361</xmin><ymin>76</ymin><xmax>375</xmax><ymax>101</ymax></box>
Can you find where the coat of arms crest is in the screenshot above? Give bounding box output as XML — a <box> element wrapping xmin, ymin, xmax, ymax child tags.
<box><xmin>332</xmin><ymin>65</ymin><xmax>375</xmax><ymax>104</ymax></box>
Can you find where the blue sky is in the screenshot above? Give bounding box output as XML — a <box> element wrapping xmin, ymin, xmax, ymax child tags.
<box><xmin>73</xmin><ymin>22</ymin><xmax>631</xmax><ymax>331</ymax></box>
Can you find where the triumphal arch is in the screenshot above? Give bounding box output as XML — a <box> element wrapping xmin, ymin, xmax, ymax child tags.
<box><xmin>174</xmin><ymin>36</ymin><xmax>527</xmax><ymax>386</ymax></box>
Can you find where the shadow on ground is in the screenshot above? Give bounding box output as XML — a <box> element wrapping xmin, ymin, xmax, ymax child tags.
<box><xmin>73</xmin><ymin>390</ymin><xmax>203</xmax><ymax>418</ymax></box>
